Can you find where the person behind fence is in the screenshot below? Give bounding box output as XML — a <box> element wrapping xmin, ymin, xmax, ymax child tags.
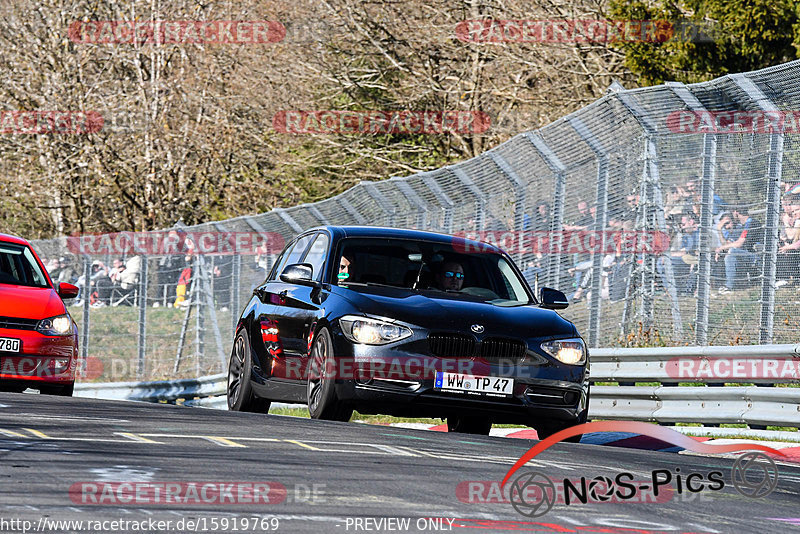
<box><xmin>110</xmin><ymin>256</ymin><xmax>141</xmax><ymax>305</ymax></box>
<box><xmin>93</xmin><ymin>258</ymin><xmax>124</xmax><ymax>306</ymax></box>
<box><xmin>658</xmin><ymin>211</ymin><xmax>700</xmax><ymax>296</ymax></box>
<box><xmin>716</xmin><ymin>207</ymin><xmax>760</xmax><ymax>293</ymax></box>
<box><xmin>777</xmin><ymin>194</ymin><xmax>800</xmax><ymax>287</ymax></box>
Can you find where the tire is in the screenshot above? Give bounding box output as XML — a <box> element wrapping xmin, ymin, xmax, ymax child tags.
<box><xmin>40</xmin><ymin>383</ymin><xmax>74</xmax><ymax>396</ymax></box>
<box><xmin>0</xmin><ymin>383</ymin><xmax>25</xmax><ymax>393</ymax></box>
<box><xmin>306</xmin><ymin>327</ymin><xmax>352</xmax><ymax>422</ymax></box>
<box><xmin>447</xmin><ymin>415</ymin><xmax>492</xmax><ymax>435</ymax></box>
<box><xmin>533</xmin><ymin>410</ymin><xmax>587</xmax><ymax>443</ymax></box>
<box><xmin>227</xmin><ymin>328</ymin><xmax>271</xmax><ymax>413</ymax></box>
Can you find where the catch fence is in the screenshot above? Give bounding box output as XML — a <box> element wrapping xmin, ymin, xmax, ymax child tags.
<box><xmin>32</xmin><ymin>60</ymin><xmax>800</xmax><ymax>381</ymax></box>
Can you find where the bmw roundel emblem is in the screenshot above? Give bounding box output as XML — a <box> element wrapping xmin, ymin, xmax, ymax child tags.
<box><xmin>471</xmin><ymin>324</ymin><xmax>484</xmax><ymax>333</ymax></box>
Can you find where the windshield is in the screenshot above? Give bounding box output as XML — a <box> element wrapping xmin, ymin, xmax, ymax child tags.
<box><xmin>0</xmin><ymin>243</ymin><xmax>50</xmax><ymax>288</ymax></box>
<box><xmin>333</xmin><ymin>237</ymin><xmax>532</xmax><ymax>306</ymax></box>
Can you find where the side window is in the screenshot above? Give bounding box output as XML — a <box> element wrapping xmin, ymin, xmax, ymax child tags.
<box><xmin>302</xmin><ymin>234</ymin><xmax>330</xmax><ymax>281</ymax></box>
<box><xmin>275</xmin><ymin>234</ymin><xmax>315</xmax><ymax>279</ymax></box>
<box><xmin>267</xmin><ymin>246</ymin><xmax>290</xmax><ymax>282</ymax></box>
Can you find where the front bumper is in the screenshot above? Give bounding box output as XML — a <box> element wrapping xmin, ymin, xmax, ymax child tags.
<box><xmin>327</xmin><ymin>324</ymin><xmax>589</xmax><ymax>425</ymax></box>
<box><xmin>0</xmin><ymin>327</ymin><xmax>78</xmax><ymax>384</ymax></box>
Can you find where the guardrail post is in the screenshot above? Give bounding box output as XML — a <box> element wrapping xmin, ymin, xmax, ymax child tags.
<box><xmin>451</xmin><ymin>166</ymin><xmax>486</xmax><ymax>231</ymax></box>
<box><xmin>569</xmin><ymin>117</ymin><xmax>609</xmax><ymax>348</ymax></box>
<box><xmin>137</xmin><ymin>256</ymin><xmax>148</xmax><ymax>378</ymax></box>
<box><xmin>730</xmin><ymin>74</ymin><xmax>784</xmax><ymax>344</ymax></box>
<box><xmin>524</xmin><ymin>132</ymin><xmax>567</xmax><ymax>289</ymax></box>
<box><xmin>667</xmin><ymin>82</ymin><xmax>717</xmax><ymax>345</ymax></box>
<box><xmin>612</xmin><ymin>89</ymin><xmax>683</xmax><ymax>341</ymax></box>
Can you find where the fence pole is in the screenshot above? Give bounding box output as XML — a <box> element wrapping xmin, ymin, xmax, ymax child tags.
<box><xmin>525</xmin><ymin>132</ymin><xmax>566</xmax><ymax>289</ymax></box>
<box><xmin>667</xmin><ymin>83</ymin><xmax>717</xmax><ymax>345</ymax></box>
<box><xmin>488</xmin><ymin>152</ymin><xmax>527</xmax><ymax>266</ymax></box>
<box><xmin>422</xmin><ymin>174</ymin><xmax>454</xmax><ymax>234</ymax></box>
<box><xmin>364</xmin><ymin>182</ymin><xmax>397</xmax><ymax>227</ymax></box>
<box><xmin>231</xmin><ymin>254</ymin><xmax>241</xmax><ymax>334</ymax></box>
<box><xmin>613</xmin><ymin>89</ymin><xmax>683</xmax><ymax>340</ymax></box>
<box><xmin>81</xmin><ymin>257</ymin><xmax>90</xmax><ymax>365</ymax></box>
<box><xmin>569</xmin><ymin>118</ymin><xmax>608</xmax><ymax>348</ymax></box>
<box><xmin>137</xmin><ymin>256</ymin><xmax>148</xmax><ymax>378</ymax></box>
<box><xmin>396</xmin><ymin>180</ymin><xmax>429</xmax><ymax>230</ymax></box>
<box><xmin>730</xmin><ymin>74</ymin><xmax>784</xmax><ymax>344</ymax></box>
<box><xmin>195</xmin><ymin>255</ymin><xmax>204</xmax><ymax>376</ymax></box>
<box><xmin>452</xmin><ymin>166</ymin><xmax>486</xmax><ymax>231</ymax></box>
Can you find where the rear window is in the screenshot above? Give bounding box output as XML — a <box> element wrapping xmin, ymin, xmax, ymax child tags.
<box><xmin>0</xmin><ymin>243</ymin><xmax>49</xmax><ymax>288</ymax></box>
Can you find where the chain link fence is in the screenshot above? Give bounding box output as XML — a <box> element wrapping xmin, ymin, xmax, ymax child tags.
<box><xmin>31</xmin><ymin>60</ymin><xmax>800</xmax><ymax>381</ymax></box>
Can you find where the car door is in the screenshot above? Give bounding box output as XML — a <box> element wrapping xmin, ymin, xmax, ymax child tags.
<box><xmin>260</xmin><ymin>232</ymin><xmax>325</xmax><ymax>382</ymax></box>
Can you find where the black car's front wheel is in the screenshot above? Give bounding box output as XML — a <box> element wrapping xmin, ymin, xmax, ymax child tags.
<box><xmin>227</xmin><ymin>329</ymin><xmax>271</xmax><ymax>413</ymax></box>
<box><xmin>306</xmin><ymin>327</ymin><xmax>352</xmax><ymax>422</ymax></box>
<box><xmin>447</xmin><ymin>415</ymin><xmax>492</xmax><ymax>435</ymax></box>
<box><xmin>533</xmin><ymin>409</ymin><xmax>587</xmax><ymax>442</ymax></box>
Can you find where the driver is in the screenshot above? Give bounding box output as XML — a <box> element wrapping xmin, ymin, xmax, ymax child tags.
<box><xmin>337</xmin><ymin>254</ymin><xmax>353</xmax><ymax>283</ymax></box>
<box><xmin>435</xmin><ymin>261</ymin><xmax>464</xmax><ymax>291</ymax></box>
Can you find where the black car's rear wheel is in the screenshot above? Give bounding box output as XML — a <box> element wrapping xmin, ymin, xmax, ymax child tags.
<box><xmin>227</xmin><ymin>329</ymin><xmax>270</xmax><ymax>413</ymax></box>
<box><xmin>447</xmin><ymin>415</ymin><xmax>492</xmax><ymax>435</ymax></box>
<box><xmin>307</xmin><ymin>327</ymin><xmax>352</xmax><ymax>422</ymax></box>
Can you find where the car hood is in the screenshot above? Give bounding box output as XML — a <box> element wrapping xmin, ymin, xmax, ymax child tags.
<box><xmin>332</xmin><ymin>286</ymin><xmax>576</xmax><ymax>339</ymax></box>
<box><xmin>0</xmin><ymin>285</ymin><xmax>65</xmax><ymax>320</ymax></box>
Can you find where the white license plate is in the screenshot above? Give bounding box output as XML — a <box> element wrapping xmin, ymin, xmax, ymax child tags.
<box><xmin>0</xmin><ymin>337</ymin><xmax>21</xmax><ymax>353</ymax></box>
<box><xmin>434</xmin><ymin>372</ymin><xmax>514</xmax><ymax>397</ymax></box>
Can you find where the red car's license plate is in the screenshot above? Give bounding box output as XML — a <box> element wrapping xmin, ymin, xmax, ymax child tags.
<box><xmin>0</xmin><ymin>337</ymin><xmax>21</xmax><ymax>353</ymax></box>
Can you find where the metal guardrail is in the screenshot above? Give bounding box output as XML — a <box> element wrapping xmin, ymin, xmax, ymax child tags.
<box><xmin>588</xmin><ymin>345</ymin><xmax>800</xmax><ymax>428</ymax></box>
<box><xmin>591</xmin><ymin>344</ymin><xmax>800</xmax><ymax>384</ymax></box>
<box><xmin>75</xmin><ymin>373</ymin><xmax>225</xmax><ymax>403</ymax></box>
<box><xmin>75</xmin><ymin>346</ymin><xmax>800</xmax><ymax>429</ymax></box>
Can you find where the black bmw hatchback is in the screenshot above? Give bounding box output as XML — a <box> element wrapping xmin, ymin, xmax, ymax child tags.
<box><xmin>227</xmin><ymin>226</ymin><xmax>589</xmax><ymax>436</ymax></box>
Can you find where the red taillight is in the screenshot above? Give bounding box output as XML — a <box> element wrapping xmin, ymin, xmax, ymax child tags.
<box><xmin>260</xmin><ymin>320</ymin><xmax>283</xmax><ymax>359</ymax></box>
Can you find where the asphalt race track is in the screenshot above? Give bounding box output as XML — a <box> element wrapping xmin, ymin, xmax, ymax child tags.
<box><xmin>0</xmin><ymin>393</ymin><xmax>798</xmax><ymax>534</ymax></box>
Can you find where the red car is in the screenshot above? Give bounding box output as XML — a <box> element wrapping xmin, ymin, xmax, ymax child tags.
<box><xmin>0</xmin><ymin>233</ymin><xmax>80</xmax><ymax>395</ymax></box>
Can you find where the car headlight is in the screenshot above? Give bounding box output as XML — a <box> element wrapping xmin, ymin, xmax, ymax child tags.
<box><xmin>339</xmin><ymin>315</ymin><xmax>412</xmax><ymax>345</ymax></box>
<box><xmin>540</xmin><ymin>338</ymin><xmax>586</xmax><ymax>365</ymax></box>
<box><xmin>36</xmin><ymin>314</ymin><xmax>73</xmax><ymax>336</ymax></box>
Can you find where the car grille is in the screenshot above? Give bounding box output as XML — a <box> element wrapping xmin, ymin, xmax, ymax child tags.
<box><xmin>0</xmin><ymin>316</ymin><xmax>38</xmax><ymax>330</ymax></box>
<box><xmin>428</xmin><ymin>333</ymin><xmax>475</xmax><ymax>358</ymax></box>
<box><xmin>480</xmin><ymin>337</ymin><xmax>527</xmax><ymax>365</ymax></box>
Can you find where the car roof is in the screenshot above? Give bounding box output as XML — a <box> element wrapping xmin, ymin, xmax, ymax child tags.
<box><xmin>0</xmin><ymin>233</ymin><xmax>31</xmax><ymax>246</ymax></box>
<box><xmin>312</xmin><ymin>226</ymin><xmax>502</xmax><ymax>253</ymax></box>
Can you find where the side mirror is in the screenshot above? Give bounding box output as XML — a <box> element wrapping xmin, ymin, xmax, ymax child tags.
<box><xmin>539</xmin><ymin>287</ymin><xmax>569</xmax><ymax>310</ymax></box>
<box><xmin>280</xmin><ymin>263</ymin><xmax>315</xmax><ymax>286</ymax></box>
<box><xmin>58</xmin><ymin>282</ymin><xmax>80</xmax><ymax>300</ymax></box>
